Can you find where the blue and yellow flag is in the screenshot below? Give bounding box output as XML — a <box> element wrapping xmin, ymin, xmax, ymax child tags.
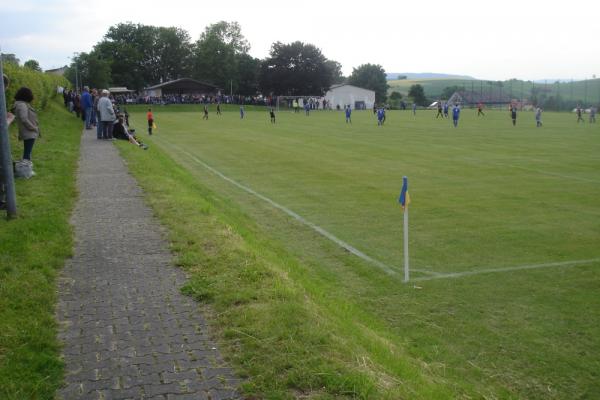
<box><xmin>399</xmin><ymin>176</ymin><xmax>411</xmax><ymax>211</ymax></box>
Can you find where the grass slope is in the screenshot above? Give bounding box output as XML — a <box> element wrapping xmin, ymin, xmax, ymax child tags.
<box><xmin>0</xmin><ymin>100</ymin><xmax>81</xmax><ymax>399</ymax></box>
<box><xmin>118</xmin><ymin>107</ymin><xmax>600</xmax><ymax>399</ymax></box>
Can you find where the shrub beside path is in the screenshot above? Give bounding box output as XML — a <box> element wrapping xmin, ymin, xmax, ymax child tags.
<box><xmin>56</xmin><ymin>130</ymin><xmax>241</xmax><ymax>400</ymax></box>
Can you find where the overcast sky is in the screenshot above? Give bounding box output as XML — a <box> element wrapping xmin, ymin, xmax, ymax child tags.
<box><xmin>1</xmin><ymin>0</ymin><xmax>599</xmax><ymax>81</ymax></box>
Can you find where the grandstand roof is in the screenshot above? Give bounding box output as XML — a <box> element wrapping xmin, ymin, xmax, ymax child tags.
<box><xmin>145</xmin><ymin>78</ymin><xmax>220</xmax><ymax>94</ymax></box>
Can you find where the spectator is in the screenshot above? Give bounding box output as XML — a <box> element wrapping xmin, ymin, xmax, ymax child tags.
<box><xmin>112</xmin><ymin>114</ymin><xmax>148</xmax><ymax>149</ymax></box>
<box><xmin>97</xmin><ymin>89</ymin><xmax>116</xmax><ymax>140</ymax></box>
<box><xmin>81</xmin><ymin>86</ymin><xmax>93</xmax><ymax>129</ymax></box>
<box><xmin>12</xmin><ymin>87</ymin><xmax>40</xmax><ymax>173</ymax></box>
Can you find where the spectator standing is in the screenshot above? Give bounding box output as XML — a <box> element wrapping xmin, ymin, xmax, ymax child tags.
<box><xmin>12</xmin><ymin>87</ymin><xmax>40</xmax><ymax>169</ymax></box>
<box><xmin>81</xmin><ymin>86</ymin><xmax>93</xmax><ymax>129</ymax></box>
<box><xmin>98</xmin><ymin>90</ymin><xmax>116</xmax><ymax>140</ymax></box>
<box><xmin>90</xmin><ymin>89</ymin><xmax>98</xmax><ymax>128</ymax></box>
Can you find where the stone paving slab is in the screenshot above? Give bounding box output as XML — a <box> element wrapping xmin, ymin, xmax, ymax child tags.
<box><xmin>57</xmin><ymin>131</ymin><xmax>242</xmax><ymax>400</ymax></box>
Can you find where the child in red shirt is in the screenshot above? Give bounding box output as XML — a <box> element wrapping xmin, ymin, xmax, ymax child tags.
<box><xmin>147</xmin><ymin>108</ymin><xmax>154</xmax><ymax>135</ymax></box>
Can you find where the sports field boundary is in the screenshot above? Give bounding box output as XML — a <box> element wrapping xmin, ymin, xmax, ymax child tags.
<box><xmin>154</xmin><ymin>138</ymin><xmax>444</xmax><ymax>278</ymax></box>
<box><xmin>153</xmin><ymin>138</ymin><xmax>598</xmax><ymax>284</ymax></box>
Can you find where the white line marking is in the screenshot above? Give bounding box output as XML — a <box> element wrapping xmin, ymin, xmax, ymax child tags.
<box><xmin>156</xmin><ymin>139</ymin><xmax>407</xmax><ymax>276</ymax></box>
<box><xmin>411</xmin><ymin>258</ymin><xmax>600</xmax><ymax>282</ymax></box>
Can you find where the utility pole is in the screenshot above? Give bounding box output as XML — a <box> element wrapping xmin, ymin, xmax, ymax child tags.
<box><xmin>0</xmin><ymin>49</ymin><xmax>18</xmax><ymax>219</ymax></box>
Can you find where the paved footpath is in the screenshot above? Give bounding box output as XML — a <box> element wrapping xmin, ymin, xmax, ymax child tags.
<box><xmin>57</xmin><ymin>131</ymin><xmax>242</xmax><ymax>400</ymax></box>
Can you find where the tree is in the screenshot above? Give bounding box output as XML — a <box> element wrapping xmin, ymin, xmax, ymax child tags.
<box><xmin>389</xmin><ymin>91</ymin><xmax>403</xmax><ymax>109</ymax></box>
<box><xmin>1</xmin><ymin>53</ymin><xmax>20</xmax><ymax>65</ymax></box>
<box><xmin>191</xmin><ymin>21</ymin><xmax>254</xmax><ymax>91</ymax></box>
<box><xmin>325</xmin><ymin>60</ymin><xmax>345</xmax><ymax>84</ymax></box>
<box><xmin>65</xmin><ymin>52</ymin><xmax>111</xmax><ymax>89</ymax></box>
<box><xmin>259</xmin><ymin>41</ymin><xmax>333</xmax><ymax>96</ymax></box>
<box><xmin>347</xmin><ymin>64</ymin><xmax>388</xmax><ymax>103</ymax></box>
<box><xmin>153</xmin><ymin>27</ymin><xmax>193</xmax><ymax>82</ymax></box>
<box><xmin>236</xmin><ymin>53</ymin><xmax>260</xmax><ymax>95</ymax></box>
<box><xmin>24</xmin><ymin>59</ymin><xmax>42</xmax><ymax>72</ymax></box>
<box><xmin>94</xmin><ymin>23</ymin><xmax>157</xmax><ymax>89</ymax></box>
<box><xmin>92</xmin><ymin>22</ymin><xmax>195</xmax><ymax>90</ymax></box>
<box><xmin>408</xmin><ymin>84</ymin><xmax>428</xmax><ymax>106</ymax></box>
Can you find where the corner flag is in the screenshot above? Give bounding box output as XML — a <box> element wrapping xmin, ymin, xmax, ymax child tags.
<box><xmin>399</xmin><ymin>176</ymin><xmax>410</xmax><ymax>282</ymax></box>
<box><xmin>399</xmin><ymin>176</ymin><xmax>411</xmax><ymax>211</ymax></box>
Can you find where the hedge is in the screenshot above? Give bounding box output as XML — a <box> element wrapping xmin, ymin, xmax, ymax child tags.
<box><xmin>3</xmin><ymin>63</ymin><xmax>69</xmax><ymax>111</ymax></box>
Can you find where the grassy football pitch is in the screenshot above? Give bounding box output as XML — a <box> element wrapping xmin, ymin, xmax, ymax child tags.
<box><xmin>122</xmin><ymin>105</ymin><xmax>600</xmax><ymax>398</ymax></box>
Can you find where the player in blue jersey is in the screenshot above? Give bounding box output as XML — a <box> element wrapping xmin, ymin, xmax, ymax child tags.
<box><xmin>452</xmin><ymin>104</ymin><xmax>460</xmax><ymax>127</ymax></box>
<box><xmin>443</xmin><ymin>102</ymin><xmax>449</xmax><ymax>118</ymax></box>
<box><xmin>345</xmin><ymin>105</ymin><xmax>352</xmax><ymax>124</ymax></box>
<box><xmin>377</xmin><ymin>107</ymin><xmax>385</xmax><ymax>126</ymax></box>
<box><xmin>240</xmin><ymin>106</ymin><xmax>245</xmax><ymax>119</ymax></box>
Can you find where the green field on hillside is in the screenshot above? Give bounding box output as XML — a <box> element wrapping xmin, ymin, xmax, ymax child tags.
<box><xmin>119</xmin><ymin>106</ymin><xmax>600</xmax><ymax>399</ymax></box>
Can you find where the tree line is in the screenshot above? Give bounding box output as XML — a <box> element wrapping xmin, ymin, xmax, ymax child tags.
<box><xmin>64</xmin><ymin>21</ymin><xmax>389</xmax><ymax>102</ymax></box>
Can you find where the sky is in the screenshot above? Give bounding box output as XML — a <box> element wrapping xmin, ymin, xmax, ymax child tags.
<box><xmin>1</xmin><ymin>0</ymin><xmax>599</xmax><ymax>81</ymax></box>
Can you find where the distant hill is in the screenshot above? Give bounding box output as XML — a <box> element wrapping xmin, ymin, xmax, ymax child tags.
<box><xmin>387</xmin><ymin>72</ymin><xmax>476</xmax><ymax>80</ymax></box>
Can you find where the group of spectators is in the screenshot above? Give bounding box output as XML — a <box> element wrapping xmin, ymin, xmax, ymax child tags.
<box><xmin>63</xmin><ymin>86</ymin><xmax>147</xmax><ymax>148</ymax></box>
<box><xmin>109</xmin><ymin>92</ymin><xmax>276</xmax><ymax>107</ymax></box>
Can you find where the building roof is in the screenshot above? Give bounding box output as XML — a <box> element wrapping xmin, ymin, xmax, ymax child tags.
<box><xmin>109</xmin><ymin>87</ymin><xmax>135</xmax><ymax>93</ymax></box>
<box><xmin>145</xmin><ymin>78</ymin><xmax>220</xmax><ymax>93</ymax></box>
<box><xmin>45</xmin><ymin>66</ymin><xmax>68</xmax><ymax>75</ymax></box>
<box><xmin>328</xmin><ymin>83</ymin><xmax>374</xmax><ymax>93</ymax></box>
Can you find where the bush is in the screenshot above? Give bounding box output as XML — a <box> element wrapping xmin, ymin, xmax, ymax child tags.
<box><xmin>3</xmin><ymin>62</ymin><xmax>69</xmax><ymax>111</ymax></box>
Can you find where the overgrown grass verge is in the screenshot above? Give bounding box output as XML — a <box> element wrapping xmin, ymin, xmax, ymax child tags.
<box><xmin>117</xmin><ymin>139</ymin><xmax>454</xmax><ymax>399</ymax></box>
<box><xmin>0</xmin><ymin>100</ymin><xmax>81</xmax><ymax>399</ymax></box>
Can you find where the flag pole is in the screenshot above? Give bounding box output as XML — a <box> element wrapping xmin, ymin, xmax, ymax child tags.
<box><xmin>399</xmin><ymin>176</ymin><xmax>410</xmax><ymax>282</ymax></box>
<box><xmin>403</xmin><ymin>205</ymin><xmax>409</xmax><ymax>282</ymax></box>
